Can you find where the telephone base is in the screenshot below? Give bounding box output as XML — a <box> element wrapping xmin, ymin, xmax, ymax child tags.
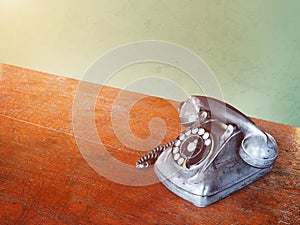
<box><xmin>155</xmin><ymin>164</ymin><xmax>272</xmax><ymax>207</ymax></box>
<box><xmin>147</xmin><ymin>96</ymin><xmax>278</xmax><ymax>207</ymax></box>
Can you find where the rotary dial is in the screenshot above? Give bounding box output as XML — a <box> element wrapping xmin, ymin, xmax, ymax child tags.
<box><xmin>172</xmin><ymin>126</ymin><xmax>212</xmax><ymax>168</ymax></box>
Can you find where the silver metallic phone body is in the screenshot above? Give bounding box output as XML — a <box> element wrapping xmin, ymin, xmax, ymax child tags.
<box><xmin>154</xmin><ymin>119</ymin><xmax>273</xmax><ymax>207</ymax></box>
<box><xmin>137</xmin><ymin>96</ymin><xmax>278</xmax><ymax>207</ymax></box>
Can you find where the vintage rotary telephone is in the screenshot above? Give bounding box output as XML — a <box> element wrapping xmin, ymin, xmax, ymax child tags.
<box><xmin>136</xmin><ymin>96</ymin><xmax>278</xmax><ymax>207</ymax></box>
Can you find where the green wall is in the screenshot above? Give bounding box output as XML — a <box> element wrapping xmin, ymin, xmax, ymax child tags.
<box><xmin>0</xmin><ymin>0</ymin><xmax>299</xmax><ymax>127</ymax></box>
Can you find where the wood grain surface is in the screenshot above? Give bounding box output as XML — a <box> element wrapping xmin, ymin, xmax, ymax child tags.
<box><xmin>0</xmin><ymin>64</ymin><xmax>299</xmax><ymax>224</ymax></box>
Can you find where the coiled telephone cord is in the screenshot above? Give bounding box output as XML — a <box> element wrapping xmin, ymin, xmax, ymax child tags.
<box><xmin>136</xmin><ymin>140</ymin><xmax>175</xmax><ymax>168</ymax></box>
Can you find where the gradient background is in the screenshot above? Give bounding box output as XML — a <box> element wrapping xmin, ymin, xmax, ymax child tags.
<box><xmin>0</xmin><ymin>0</ymin><xmax>299</xmax><ymax>127</ymax></box>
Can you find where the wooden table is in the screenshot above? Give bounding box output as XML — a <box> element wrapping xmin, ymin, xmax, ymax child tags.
<box><xmin>0</xmin><ymin>64</ymin><xmax>299</xmax><ymax>224</ymax></box>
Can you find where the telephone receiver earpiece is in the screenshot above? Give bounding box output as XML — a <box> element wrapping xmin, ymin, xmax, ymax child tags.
<box><xmin>178</xmin><ymin>96</ymin><xmax>278</xmax><ymax>168</ymax></box>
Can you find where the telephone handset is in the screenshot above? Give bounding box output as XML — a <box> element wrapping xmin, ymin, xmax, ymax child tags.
<box><xmin>136</xmin><ymin>96</ymin><xmax>278</xmax><ymax>207</ymax></box>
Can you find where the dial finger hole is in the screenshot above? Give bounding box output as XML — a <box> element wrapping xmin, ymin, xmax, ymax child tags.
<box><xmin>174</xmin><ymin>153</ymin><xmax>180</xmax><ymax>160</ymax></box>
<box><xmin>184</xmin><ymin>129</ymin><xmax>191</xmax><ymax>136</ymax></box>
<box><xmin>192</xmin><ymin>127</ymin><xmax>198</xmax><ymax>134</ymax></box>
<box><xmin>175</xmin><ymin>140</ymin><xmax>181</xmax><ymax>147</ymax></box>
<box><xmin>202</xmin><ymin>132</ymin><xmax>209</xmax><ymax>140</ymax></box>
<box><xmin>198</xmin><ymin>128</ymin><xmax>205</xmax><ymax>135</ymax></box>
<box><xmin>178</xmin><ymin>157</ymin><xmax>184</xmax><ymax>166</ymax></box>
<box><xmin>204</xmin><ymin>138</ymin><xmax>211</xmax><ymax>146</ymax></box>
<box><xmin>173</xmin><ymin>147</ymin><xmax>179</xmax><ymax>154</ymax></box>
<box><xmin>179</xmin><ymin>133</ymin><xmax>185</xmax><ymax>140</ymax></box>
